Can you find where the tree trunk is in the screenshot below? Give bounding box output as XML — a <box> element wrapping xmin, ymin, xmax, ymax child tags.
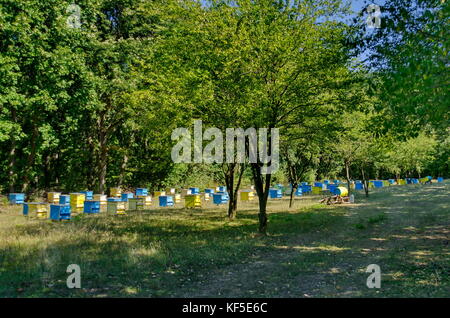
<box><xmin>251</xmin><ymin>163</ymin><xmax>271</xmax><ymax>234</ymax></box>
<box><xmin>361</xmin><ymin>166</ymin><xmax>369</xmax><ymax>197</ymax></box>
<box><xmin>22</xmin><ymin>124</ymin><xmax>38</xmax><ymax>194</ymax></box>
<box><xmin>289</xmin><ymin>183</ymin><xmax>297</xmax><ymax>208</ymax></box>
<box><xmin>8</xmin><ymin>108</ymin><xmax>17</xmax><ymax>193</ymax></box>
<box><xmin>225</xmin><ymin>164</ymin><xmax>236</xmax><ymax>219</ymax></box>
<box><xmin>98</xmin><ymin>127</ymin><xmax>108</xmax><ymax>195</ymax></box>
<box><xmin>345</xmin><ymin>160</ymin><xmax>351</xmax><ymax>196</ymax></box>
<box><xmin>118</xmin><ymin>153</ymin><xmax>128</xmax><ymax>187</ymax></box>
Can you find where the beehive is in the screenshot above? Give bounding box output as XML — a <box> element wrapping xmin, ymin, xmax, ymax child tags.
<box><xmin>189</xmin><ymin>187</ymin><xmax>200</xmax><ymax>194</ymax></box>
<box><xmin>301</xmin><ymin>185</ymin><xmax>312</xmax><ymax>193</ymax></box>
<box><xmin>166</xmin><ymin>188</ymin><xmax>176</xmax><ymax>195</ymax></box>
<box><xmin>59</xmin><ymin>195</ymin><xmax>70</xmax><ymax>205</ymax></box>
<box><xmin>46</xmin><ymin>192</ymin><xmax>61</xmax><ymax>204</ymax></box>
<box><xmin>9</xmin><ymin>193</ymin><xmax>25</xmax><ymax>204</ymax></box>
<box><xmin>335</xmin><ymin>187</ymin><xmax>348</xmax><ymax>196</ymax></box>
<box><xmin>80</xmin><ymin>191</ymin><xmax>93</xmax><ymax>200</ymax></box>
<box><xmin>312</xmin><ymin>186</ymin><xmax>322</xmax><ymax>195</ymax></box>
<box><xmin>159</xmin><ymin>195</ymin><xmax>174</xmax><ymax>207</ymax></box>
<box><xmin>121</xmin><ymin>192</ymin><xmax>134</xmax><ymax>201</ymax></box>
<box><xmin>137</xmin><ymin>195</ymin><xmax>152</xmax><ymax>207</ymax></box>
<box><xmin>240</xmin><ymin>191</ymin><xmax>255</xmax><ymax>201</ymax></box>
<box><xmin>382</xmin><ymin>180</ymin><xmax>390</xmax><ymax>187</ymax></box>
<box><xmin>135</xmin><ymin>188</ymin><xmax>148</xmax><ymax>196</ymax></box>
<box><xmin>154</xmin><ymin>191</ymin><xmax>166</xmax><ymax>199</ymax></box>
<box><xmin>107</xmin><ymin>201</ymin><xmax>126</xmax><ymax>215</ymax></box>
<box><xmin>205</xmin><ymin>189</ymin><xmax>214</xmax><ymax>195</ymax></box>
<box><xmin>355</xmin><ymin>183</ymin><xmax>364</xmax><ymax>190</ymax></box>
<box><xmin>174</xmin><ymin>193</ymin><xmax>181</xmax><ymax>203</ymax></box>
<box><xmin>185</xmin><ymin>194</ymin><xmax>202</xmax><ymax>208</ymax></box>
<box><xmin>213</xmin><ymin>193</ymin><xmax>228</xmax><ymax>205</ymax></box>
<box><xmin>216</xmin><ymin>186</ymin><xmax>227</xmax><ymax>192</ymax></box>
<box><xmin>181</xmin><ymin>189</ymin><xmax>192</xmax><ymax>196</ymax></box>
<box><xmin>50</xmin><ymin>204</ymin><xmax>71</xmax><ymax>221</ymax></box>
<box><xmin>84</xmin><ymin>201</ymin><xmax>100</xmax><ymax>214</ymax></box>
<box><xmin>327</xmin><ymin>184</ymin><xmax>338</xmax><ymax>194</ymax></box>
<box><xmin>437</xmin><ymin>177</ymin><xmax>444</xmax><ymax>182</ymax></box>
<box><xmin>23</xmin><ymin>203</ymin><xmax>48</xmax><ymax>218</ymax></box>
<box><xmin>412</xmin><ymin>178</ymin><xmax>419</xmax><ymax>184</ymax></box>
<box><xmin>93</xmin><ymin>194</ymin><xmax>107</xmax><ymax>206</ymax></box>
<box><xmin>128</xmin><ymin>198</ymin><xmax>145</xmax><ymax>210</ymax></box>
<box><xmin>70</xmin><ymin>193</ymin><xmax>85</xmax><ymax>213</ymax></box>
<box><xmin>269</xmin><ymin>188</ymin><xmax>282</xmax><ymax>198</ymax></box>
<box><xmin>294</xmin><ymin>187</ymin><xmax>302</xmax><ymax>196</ymax></box>
<box><xmin>110</xmin><ymin>187</ymin><xmax>122</xmax><ymax>198</ymax></box>
<box><xmin>388</xmin><ymin>179</ymin><xmax>396</xmax><ymax>185</ymax></box>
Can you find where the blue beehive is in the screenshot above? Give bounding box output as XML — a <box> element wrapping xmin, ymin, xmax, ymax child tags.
<box><xmin>324</xmin><ymin>180</ymin><xmax>330</xmax><ymax>185</ymax></box>
<box><xmin>333</xmin><ymin>180</ymin><xmax>340</xmax><ymax>185</ymax></box>
<box><xmin>327</xmin><ymin>184</ymin><xmax>338</xmax><ymax>194</ymax></box>
<box><xmin>9</xmin><ymin>193</ymin><xmax>25</xmax><ymax>204</ymax></box>
<box><xmin>388</xmin><ymin>179</ymin><xmax>396</xmax><ymax>184</ymax></box>
<box><xmin>294</xmin><ymin>187</ymin><xmax>302</xmax><ymax>196</ymax></box>
<box><xmin>136</xmin><ymin>188</ymin><xmax>148</xmax><ymax>196</ymax></box>
<box><xmin>412</xmin><ymin>178</ymin><xmax>419</xmax><ymax>184</ymax></box>
<box><xmin>107</xmin><ymin>197</ymin><xmax>122</xmax><ymax>202</ymax></box>
<box><xmin>23</xmin><ymin>204</ymin><xmax>28</xmax><ymax>216</ymax></box>
<box><xmin>84</xmin><ymin>201</ymin><xmax>100</xmax><ymax>214</ymax></box>
<box><xmin>121</xmin><ymin>193</ymin><xmax>134</xmax><ymax>201</ymax></box>
<box><xmin>205</xmin><ymin>188</ymin><xmax>215</xmax><ymax>194</ymax></box>
<box><xmin>189</xmin><ymin>187</ymin><xmax>200</xmax><ymax>194</ymax></box>
<box><xmin>217</xmin><ymin>186</ymin><xmax>227</xmax><ymax>192</ymax></box>
<box><xmin>314</xmin><ymin>182</ymin><xmax>323</xmax><ymax>188</ymax></box>
<box><xmin>437</xmin><ymin>177</ymin><xmax>443</xmax><ymax>182</ymax></box>
<box><xmin>301</xmin><ymin>185</ymin><xmax>312</xmax><ymax>193</ymax></box>
<box><xmin>80</xmin><ymin>191</ymin><xmax>93</xmax><ymax>200</ymax></box>
<box><xmin>269</xmin><ymin>188</ymin><xmax>282</xmax><ymax>199</ymax></box>
<box><xmin>373</xmin><ymin>181</ymin><xmax>384</xmax><ymax>188</ymax></box>
<box><xmin>59</xmin><ymin>195</ymin><xmax>70</xmax><ymax>205</ymax></box>
<box><xmin>50</xmin><ymin>204</ymin><xmax>71</xmax><ymax>221</ymax></box>
<box><xmin>355</xmin><ymin>183</ymin><xmax>364</xmax><ymax>190</ymax></box>
<box><xmin>159</xmin><ymin>195</ymin><xmax>174</xmax><ymax>207</ymax></box>
<box><xmin>213</xmin><ymin>193</ymin><xmax>228</xmax><ymax>205</ymax></box>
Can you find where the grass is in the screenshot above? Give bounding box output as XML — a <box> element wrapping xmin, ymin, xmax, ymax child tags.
<box><xmin>0</xmin><ymin>182</ymin><xmax>448</xmax><ymax>298</ymax></box>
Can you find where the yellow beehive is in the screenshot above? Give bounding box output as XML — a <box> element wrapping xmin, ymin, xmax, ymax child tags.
<box><xmin>128</xmin><ymin>198</ymin><xmax>145</xmax><ymax>210</ymax></box>
<box><xmin>166</xmin><ymin>188</ymin><xmax>176</xmax><ymax>195</ymax></box>
<box><xmin>181</xmin><ymin>189</ymin><xmax>191</xmax><ymax>197</ymax></box>
<box><xmin>312</xmin><ymin>186</ymin><xmax>322</xmax><ymax>195</ymax></box>
<box><xmin>185</xmin><ymin>194</ymin><xmax>202</xmax><ymax>208</ymax></box>
<box><xmin>28</xmin><ymin>203</ymin><xmax>49</xmax><ymax>219</ymax></box>
<box><xmin>396</xmin><ymin>179</ymin><xmax>405</xmax><ymax>185</ymax></box>
<box><xmin>174</xmin><ymin>193</ymin><xmax>181</xmax><ymax>203</ymax></box>
<box><xmin>203</xmin><ymin>193</ymin><xmax>210</xmax><ymax>201</ymax></box>
<box><xmin>110</xmin><ymin>187</ymin><xmax>121</xmax><ymax>197</ymax></box>
<box><xmin>107</xmin><ymin>201</ymin><xmax>126</xmax><ymax>215</ymax></box>
<box><xmin>47</xmin><ymin>192</ymin><xmax>61</xmax><ymax>204</ymax></box>
<box><xmin>240</xmin><ymin>191</ymin><xmax>255</xmax><ymax>201</ymax></box>
<box><xmin>70</xmin><ymin>193</ymin><xmax>85</xmax><ymax>210</ymax></box>
<box><xmin>153</xmin><ymin>191</ymin><xmax>165</xmax><ymax>199</ymax></box>
<box><xmin>93</xmin><ymin>194</ymin><xmax>107</xmax><ymax>206</ymax></box>
<box><xmin>137</xmin><ymin>195</ymin><xmax>152</xmax><ymax>207</ymax></box>
<box><xmin>383</xmin><ymin>180</ymin><xmax>390</xmax><ymax>187</ymax></box>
